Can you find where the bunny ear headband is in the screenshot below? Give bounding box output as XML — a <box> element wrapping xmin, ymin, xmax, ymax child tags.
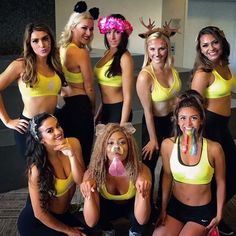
<box><xmin>95</xmin><ymin>123</ymin><xmax>136</xmax><ymax>136</ymax></box>
<box><xmin>138</xmin><ymin>17</ymin><xmax>180</xmax><ymax>39</ymax></box>
<box><xmin>74</xmin><ymin>1</ymin><xmax>99</xmax><ymax>20</ymax></box>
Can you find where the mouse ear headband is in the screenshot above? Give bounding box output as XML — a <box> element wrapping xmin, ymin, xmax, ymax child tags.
<box><xmin>74</xmin><ymin>1</ymin><xmax>99</xmax><ymax>20</ymax></box>
<box><xmin>95</xmin><ymin>123</ymin><xmax>136</xmax><ymax>136</ymax></box>
<box><xmin>138</xmin><ymin>17</ymin><xmax>180</xmax><ymax>39</ymax></box>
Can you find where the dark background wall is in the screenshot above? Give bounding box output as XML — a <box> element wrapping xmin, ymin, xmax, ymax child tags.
<box><xmin>0</xmin><ymin>0</ymin><xmax>55</xmax><ymax>55</ymax></box>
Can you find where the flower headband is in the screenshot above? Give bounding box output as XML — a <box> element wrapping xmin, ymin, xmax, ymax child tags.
<box><xmin>138</xmin><ymin>17</ymin><xmax>180</xmax><ymax>39</ymax></box>
<box><xmin>98</xmin><ymin>16</ymin><xmax>133</xmax><ymax>36</ymax></box>
<box><xmin>74</xmin><ymin>1</ymin><xmax>99</xmax><ymax>20</ymax></box>
<box><xmin>95</xmin><ymin>123</ymin><xmax>136</xmax><ymax>136</ymax></box>
<box><xmin>29</xmin><ymin>117</ymin><xmax>39</xmax><ymax>141</ymax></box>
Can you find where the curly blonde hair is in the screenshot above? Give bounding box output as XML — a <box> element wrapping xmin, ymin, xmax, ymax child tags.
<box><xmin>88</xmin><ymin>123</ymin><xmax>141</xmax><ymax>187</ymax></box>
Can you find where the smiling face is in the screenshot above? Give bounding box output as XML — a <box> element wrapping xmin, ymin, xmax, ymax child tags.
<box><xmin>178</xmin><ymin>106</ymin><xmax>203</xmax><ymax>136</ymax></box>
<box><xmin>72</xmin><ymin>18</ymin><xmax>94</xmax><ymax>46</ymax></box>
<box><xmin>39</xmin><ymin>117</ymin><xmax>64</xmax><ymax>146</ymax></box>
<box><xmin>147</xmin><ymin>37</ymin><xmax>168</xmax><ymax>64</ymax></box>
<box><xmin>106</xmin><ymin>29</ymin><xmax>122</xmax><ymax>48</ymax></box>
<box><xmin>200</xmin><ymin>33</ymin><xmax>223</xmax><ymax>63</ymax></box>
<box><xmin>106</xmin><ymin>131</ymin><xmax>128</xmax><ymax>164</ymax></box>
<box><xmin>30</xmin><ymin>30</ymin><xmax>51</xmax><ymax>58</ymax></box>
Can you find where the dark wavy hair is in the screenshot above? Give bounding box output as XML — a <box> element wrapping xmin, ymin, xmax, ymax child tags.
<box><xmin>104</xmin><ymin>14</ymin><xmax>129</xmax><ymax>77</ymax></box>
<box><xmin>172</xmin><ymin>89</ymin><xmax>206</xmax><ymax>140</ymax></box>
<box><xmin>192</xmin><ymin>26</ymin><xmax>230</xmax><ymax>75</ymax></box>
<box><xmin>25</xmin><ymin>112</ymin><xmax>55</xmax><ymax>210</ymax></box>
<box><xmin>22</xmin><ymin>22</ymin><xmax>67</xmax><ymax>87</ymax></box>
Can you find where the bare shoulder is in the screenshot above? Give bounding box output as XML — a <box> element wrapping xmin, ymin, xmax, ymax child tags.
<box><xmin>206</xmin><ymin>138</ymin><xmax>223</xmax><ymax>153</ymax></box>
<box><xmin>137</xmin><ymin>66</ymin><xmax>152</xmax><ymax>82</ymax></box>
<box><xmin>120</xmin><ymin>51</ymin><xmax>133</xmax><ymax>65</ymax></box>
<box><xmin>192</xmin><ymin>69</ymin><xmax>211</xmax><ymax>83</ymax></box>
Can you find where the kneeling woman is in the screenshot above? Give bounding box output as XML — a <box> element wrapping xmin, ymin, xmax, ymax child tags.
<box><xmin>153</xmin><ymin>90</ymin><xmax>225</xmax><ymax>236</ymax></box>
<box><xmin>80</xmin><ymin>123</ymin><xmax>151</xmax><ymax>236</ymax></box>
<box><xmin>17</xmin><ymin>112</ymin><xmax>86</xmax><ymax>236</ymax></box>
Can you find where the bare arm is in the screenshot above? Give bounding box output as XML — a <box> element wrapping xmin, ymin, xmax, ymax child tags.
<box><xmin>0</xmin><ymin>60</ymin><xmax>29</xmax><ymax>132</ymax></box>
<box><xmin>120</xmin><ymin>51</ymin><xmax>134</xmax><ymax>125</ymax></box>
<box><xmin>134</xmin><ymin>163</ymin><xmax>152</xmax><ymax>224</ymax></box>
<box><xmin>54</xmin><ymin>137</ymin><xmax>85</xmax><ymax>185</ymax></box>
<box><xmin>136</xmin><ymin>70</ymin><xmax>158</xmax><ymax>160</ymax></box>
<box><xmin>78</xmin><ymin>48</ymin><xmax>96</xmax><ymax>113</ymax></box>
<box><xmin>80</xmin><ymin>170</ymin><xmax>100</xmax><ymax>227</ymax></box>
<box><xmin>159</xmin><ymin>138</ymin><xmax>174</xmax><ymax>225</ymax></box>
<box><xmin>28</xmin><ymin>166</ymin><xmax>85</xmax><ymax>235</ymax></box>
<box><xmin>207</xmin><ymin>140</ymin><xmax>226</xmax><ymax>229</ymax></box>
<box><xmin>191</xmin><ymin>70</ymin><xmax>210</xmax><ymax>97</ymax></box>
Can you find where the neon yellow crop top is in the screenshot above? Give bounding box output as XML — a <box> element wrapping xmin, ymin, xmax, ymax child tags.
<box><xmin>54</xmin><ymin>172</ymin><xmax>74</xmax><ymax>197</ymax></box>
<box><xmin>170</xmin><ymin>137</ymin><xmax>214</xmax><ymax>185</ymax></box>
<box><xmin>60</xmin><ymin>43</ymin><xmax>84</xmax><ymax>84</ymax></box>
<box><xmin>142</xmin><ymin>66</ymin><xmax>181</xmax><ymax>102</ymax></box>
<box><xmin>205</xmin><ymin>68</ymin><xmax>236</xmax><ymax>99</ymax></box>
<box><xmin>18</xmin><ymin>72</ymin><xmax>61</xmax><ymax>98</ymax></box>
<box><xmin>94</xmin><ymin>59</ymin><xmax>122</xmax><ymax>87</ymax></box>
<box><xmin>100</xmin><ymin>181</ymin><xmax>136</xmax><ymax>200</ymax></box>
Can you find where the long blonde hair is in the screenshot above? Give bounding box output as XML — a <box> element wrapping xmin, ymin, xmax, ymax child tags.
<box><xmin>59</xmin><ymin>11</ymin><xmax>94</xmax><ymax>50</ymax></box>
<box><xmin>88</xmin><ymin>123</ymin><xmax>141</xmax><ymax>187</ymax></box>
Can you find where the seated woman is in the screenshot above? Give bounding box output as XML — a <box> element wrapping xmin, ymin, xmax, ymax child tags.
<box><xmin>153</xmin><ymin>90</ymin><xmax>225</xmax><ymax>236</ymax></box>
<box><xmin>17</xmin><ymin>112</ymin><xmax>86</xmax><ymax>236</ymax></box>
<box><xmin>80</xmin><ymin>123</ymin><xmax>151</xmax><ymax>236</ymax></box>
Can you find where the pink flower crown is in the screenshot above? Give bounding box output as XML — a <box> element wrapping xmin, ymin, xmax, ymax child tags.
<box><xmin>98</xmin><ymin>16</ymin><xmax>133</xmax><ymax>36</ymax></box>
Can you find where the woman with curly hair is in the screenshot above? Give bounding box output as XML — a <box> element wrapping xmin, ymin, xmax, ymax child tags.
<box><xmin>80</xmin><ymin>123</ymin><xmax>151</xmax><ymax>236</ymax></box>
<box><xmin>17</xmin><ymin>112</ymin><xmax>86</xmax><ymax>235</ymax></box>
<box><xmin>56</xmin><ymin>1</ymin><xmax>99</xmax><ymax>167</ymax></box>
<box><xmin>0</xmin><ymin>22</ymin><xmax>66</xmax><ymax>160</ymax></box>
<box><xmin>94</xmin><ymin>14</ymin><xmax>134</xmax><ymax>125</ymax></box>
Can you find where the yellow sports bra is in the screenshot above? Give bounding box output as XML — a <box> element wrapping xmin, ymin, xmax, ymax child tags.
<box><xmin>170</xmin><ymin>137</ymin><xmax>214</xmax><ymax>185</ymax></box>
<box><xmin>94</xmin><ymin>59</ymin><xmax>122</xmax><ymax>87</ymax></box>
<box><xmin>205</xmin><ymin>68</ymin><xmax>236</xmax><ymax>99</ymax></box>
<box><xmin>54</xmin><ymin>172</ymin><xmax>74</xmax><ymax>197</ymax></box>
<box><xmin>142</xmin><ymin>66</ymin><xmax>181</xmax><ymax>102</ymax></box>
<box><xmin>18</xmin><ymin>72</ymin><xmax>61</xmax><ymax>97</ymax></box>
<box><xmin>60</xmin><ymin>43</ymin><xmax>84</xmax><ymax>84</ymax></box>
<box><xmin>100</xmin><ymin>181</ymin><xmax>136</xmax><ymax>200</ymax></box>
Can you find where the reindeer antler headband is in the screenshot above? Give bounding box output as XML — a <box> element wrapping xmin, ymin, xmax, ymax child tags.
<box><xmin>138</xmin><ymin>17</ymin><xmax>180</xmax><ymax>39</ymax></box>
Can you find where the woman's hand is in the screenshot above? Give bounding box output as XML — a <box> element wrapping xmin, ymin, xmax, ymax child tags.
<box><xmin>136</xmin><ymin>177</ymin><xmax>151</xmax><ymax>199</ymax></box>
<box><xmin>206</xmin><ymin>216</ymin><xmax>221</xmax><ymax>231</ymax></box>
<box><xmin>5</xmin><ymin>118</ymin><xmax>29</xmax><ymax>134</ymax></box>
<box><xmin>80</xmin><ymin>179</ymin><xmax>97</xmax><ymax>200</ymax></box>
<box><xmin>142</xmin><ymin>140</ymin><xmax>159</xmax><ymax>160</ymax></box>
<box><xmin>65</xmin><ymin>226</ymin><xmax>87</xmax><ymax>236</ymax></box>
<box><xmin>155</xmin><ymin>209</ymin><xmax>167</xmax><ymax>228</ymax></box>
<box><xmin>54</xmin><ymin>138</ymin><xmax>75</xmax><ymax>158</ymax></box>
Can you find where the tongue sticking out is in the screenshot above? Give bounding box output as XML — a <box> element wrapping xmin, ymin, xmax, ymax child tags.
<box><xmin>108</xmin><ymin>156</ymin><xmax>125</xmax><ymax>176</ymax></box>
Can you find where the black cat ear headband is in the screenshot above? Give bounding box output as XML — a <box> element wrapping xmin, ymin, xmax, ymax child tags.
<box><xmin>74</xmin><ymin>1</ymin><xmax>99</xmax><ymax>20</ymax></box>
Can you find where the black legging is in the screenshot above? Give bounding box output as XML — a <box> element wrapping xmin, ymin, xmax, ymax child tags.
<box><xmin>97</xmin><ymin>195</ymin><xmax>145</xmax><ymax>234</ymax></box>
<box><xmin>55</xmin><ymin>95</ymin><xmax>94</xmax><ymax>167</ymax></box>
<box><xmin>141</xmin><ymin>113</ymin><xmax>173</xmax><ymax>206</ymax></box>
<box><xmin>204</xmin><ymin>110</ymin><xmax>236</xmax><ymax>201</ymax></box>
<box><xmin>101</xmin><ymin>101</ymin><xmax>132</xmax><ymax>124</ymax></box>
<box><xmin>14</xmin><ymin>115</ymin><xmax>31</xmax><ymax>161</ymax></box>
<box><xmin>17</xmin><ymin>197</ymin><xmax>83</xmax><ymax>236</ymax></box>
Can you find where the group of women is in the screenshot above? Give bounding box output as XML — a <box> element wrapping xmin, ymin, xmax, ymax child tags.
<box><xmin>0</xmin><ymin>0</ymin><xmax>236</xmax><ymax>235</ymax></box>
